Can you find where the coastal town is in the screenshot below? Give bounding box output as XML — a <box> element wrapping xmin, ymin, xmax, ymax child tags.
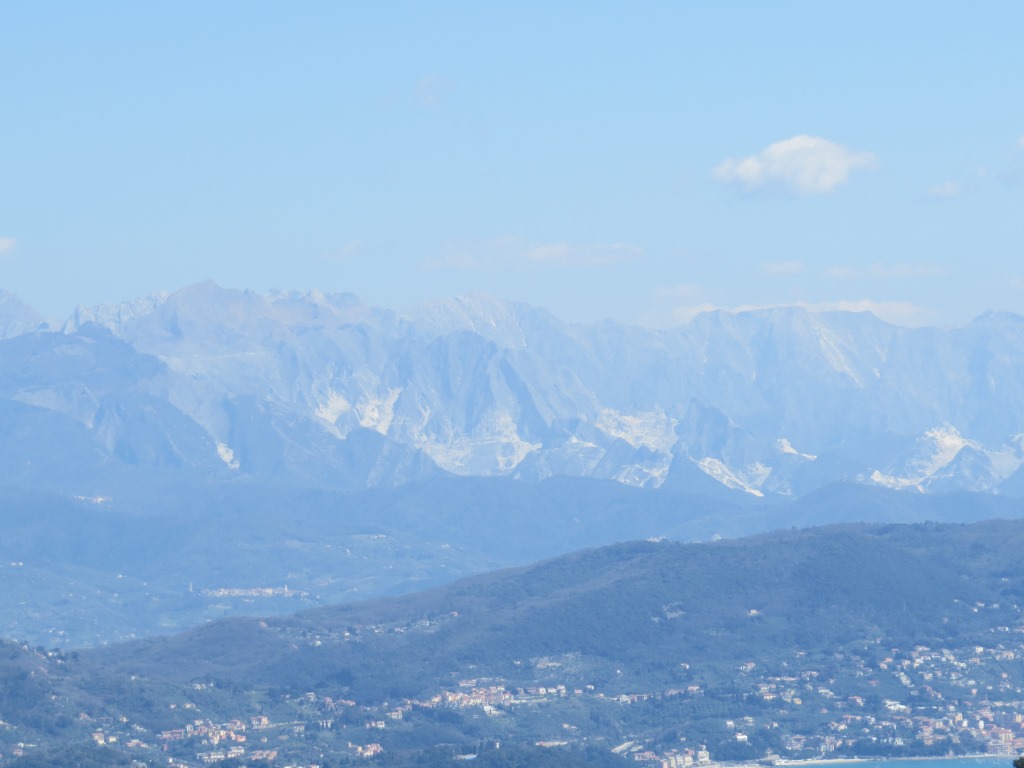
<box><xmin>17</xmin><ymin>623</ymin><xmax>1024</xmax><ymax>768</ymax></box>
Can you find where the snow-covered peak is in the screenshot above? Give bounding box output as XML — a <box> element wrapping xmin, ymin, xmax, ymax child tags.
<box><xmin>776</xmin><ymin>438</ymin><xmax>817</xmax><ymax>460</ymax></box>
<box><xmin>868</xmin><ymin>425</ymin><xmax>1024</xmax><ymax>493</ymax></box>
<box><xmin>870</xmin><ymin>425</ymin><xmax>976</xmax><ymax>491</ymax></box>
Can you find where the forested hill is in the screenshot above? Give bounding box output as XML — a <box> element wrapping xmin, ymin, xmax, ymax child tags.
<box><xmin>89</xmin><ymin>518</ymin><xmax>1024</xmax><ymax>699</ymax></box>
<box><xmin>9</xmin><ymin>518</ymin><xmax>1024</xmax><ymax>764</ymax></box>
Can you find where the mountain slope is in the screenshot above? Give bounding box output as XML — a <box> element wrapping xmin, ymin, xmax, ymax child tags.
<box><xmin>0</xmin><ymin>290</ymin><xmax>47</xmax><ymax>339</ymax></box>
<box><xmin>90</xmin><ymin>518</ymin><xmax>1024</xmax><ymax>697</ymax></box>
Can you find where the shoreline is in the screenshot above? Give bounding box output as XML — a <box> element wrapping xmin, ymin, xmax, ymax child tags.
<box><xmin>721</xmin><ymin>756</ymin><xmax>1004</xmax><ymax>768</ymax></box>
<box><xmin>771</xmin><ymin>756</ymin><xmax>1002</xmax><ymax>767</ymax></box>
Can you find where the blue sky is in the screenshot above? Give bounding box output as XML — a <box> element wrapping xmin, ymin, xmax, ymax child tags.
<box><xmin>2</xmin><ymin>2</ymin><xmax>1022</xmax><ymax>327</ymax></box>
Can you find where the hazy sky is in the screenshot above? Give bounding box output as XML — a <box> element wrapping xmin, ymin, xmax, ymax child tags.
<box><xmin>2</xmin><ymin>3</ymin><xmax>1022</xmax><ymax>327</ymax></box>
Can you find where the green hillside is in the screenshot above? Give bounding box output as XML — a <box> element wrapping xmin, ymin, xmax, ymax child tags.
<box><xmin>7</xmin><ymin>519</ymin><xmax>1024</xmax><ymax>765</ymax></box>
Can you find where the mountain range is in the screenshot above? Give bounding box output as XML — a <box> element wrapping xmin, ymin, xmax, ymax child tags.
<box><xmin>4</xmin><ymin>281</ymin><xmax>1024</xmax><ymax>498</ymax></box>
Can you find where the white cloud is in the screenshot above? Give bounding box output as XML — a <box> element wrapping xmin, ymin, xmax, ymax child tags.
<box><xmin>0</xmin><ymin>237</ymin><xmax>14</xmax><ymax>256</ymax></box>
<box><xmin>825</xmin><ymin>263</ymin><xmax>946</xmax><ymax>280</ymax></box>
<box><xmin>713</xmin><ymin>135</ymin><xmax>876</xmax><ymax>194</ymax></box>
<box><xmin>798</xmin><ymin>299</ymin><xmax>934</xmax><ymax>326</ymax></box>
<box><xmin>761</xmin><ymin>260</ymin><xmax>806</xmax><ymax>276</ymax></box>
<box><xmin>927</xmin><ymin>180</ymin><xmax>960</xmax><ymax>198</ymax></box>
<box><xmin>660</xmin><ymin>299</ymin><xmax>933</xmax><ymax>328</ymax></box>
<box><xmin>429</xmin><ymin>236</ymin><xmax>643</xmax><ymax>269</ymax></box>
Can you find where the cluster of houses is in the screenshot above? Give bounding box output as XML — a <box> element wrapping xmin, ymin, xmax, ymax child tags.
<box><xmin>20</xmin><ymin>626</ymin><xmax>1024</xmax><ymax>767</ymax></box>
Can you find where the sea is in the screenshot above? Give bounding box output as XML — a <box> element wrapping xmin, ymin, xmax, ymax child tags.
<box><xmin>792</xmin><ymin>759</ymin><xmax>1012</xmax><ymax>768</ymax></box>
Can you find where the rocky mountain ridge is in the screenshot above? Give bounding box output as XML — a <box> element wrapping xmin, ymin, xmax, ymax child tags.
<box><xmin>5</xmin><ymin>282</ymin><xmax>1024</xmax><ymax>497</ymax></box>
